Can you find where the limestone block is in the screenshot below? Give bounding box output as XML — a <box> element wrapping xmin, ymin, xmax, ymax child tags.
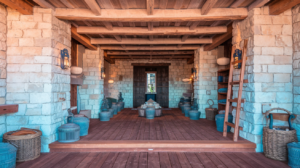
<box><xmin>272</xmin><ymin>16</ymin><xmax>292</xmax><ymax>25</ymax></box>
<box><xmin>274</xmin><ymin>74</ymin><xmax>290</xmax><ymax>83</ymax></box>
<box><xmin>28</xmin><ymin>116</ymin><xmax>52</xmax><ymax>124</ymax></box>
<box><xmin>20</xmin><ymin>64</ymin><xmax>41</xmax><ymax>72</ymax></box>
<box><xmin>275</xmin><ymin>35</ymin><xmax>293</xmax><ymax>47</ymax></box>
<box><xmin>30</xmin><ymin>93</ymin><xmax>52</xmax><ymax>103</ymax></box>
<box><xmin>282</xmin><ymin>25</ymin><xmax>292</xmax><ymax>35</ymax></box>
<box><xmin>268</xmin><ymin>65</ymin><xmax>292</xmax><ymax>73</ymax></box>
<box><xmin>29</xmin><ymin>73</ymin><xmax>52</xmax><ymax>83</ymax></box>
<box><xmin>25</xmin><ymin>108</ymin><xmax>41</xmax><ymax>115</ymax></box>
<box><xmin>7</xmin><ymin>37</ymin><xmax>18</xmax><ymax>46</ymax></box>
<box><xmin>253</xmin><ymin>56</ymin><xmax>273</xmax><ymax>64</ymax></box>
<box><xmin>254</xmin><ymin>92</ymin><xmax>276</xmax><ymax>103</ymax></box>
<box><xmin>248</xmin><ymin>123</ymin><xmax>264</xmax><ymax>135</ymax></box>
<box><xmin>6</xmin><ymin>116</ymin><xmax>28</xmax><ymax>125</ymax></box>
<box><xmin>7</xmin><ymin>46</ymin><xmax>22</xmax><ymax>55</ymax></box>
<box><xmin>294</xmin><ymin>77</ymin><xmax>300</xmax><ymax>86</ymax></box>
<box><xmin>254</xmin><ymin>73</ymin><xmax>273</xmax><ymax>83</ymax></box>
<box><xmin>22</xmin><ymin>47</ymin><xmax>42</xmax><ymax>56</ymax></box>
<box><xmin>262</xmin><ymin>47</ymin><xmax>283</xmax><ymax>55</ymax></box>
<box><xmin>261</xmin><ymin>83</ymin><xmax>285</xmax><ymax>92</ymax></box>
<box><xmin>284</xmin><ymin>47</ymin><xmax>292</xmax><ymax>55</ymax></box>
<box><xmin>254</xmin><ymin>35</ymin><xmax>275</xmax><ymax>46</ymax></box>
<box><xmin>261</xmin><ymin>25</ymin><xmax>282</xmax><ymax>35</ymax></box>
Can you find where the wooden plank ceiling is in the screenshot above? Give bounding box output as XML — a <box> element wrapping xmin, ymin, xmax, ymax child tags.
<box><xmin>2</xmin><ymin>0</ymin><xmax>287</xmax><ymax>64</ymax></box>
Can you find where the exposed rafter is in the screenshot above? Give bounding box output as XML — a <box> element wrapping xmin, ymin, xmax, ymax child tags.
<box><xmin>147</xmin><ymin>0</ymin><xmax>154</xmax><ymax>15</ymax></box>
<box><xmin>204</xmin><ymin>23</ymin><xmax>232</xmax><ymax>51</ymax></box>
<box><xmin>91</xmin><ymin>38</ymin><xmax>212</xmax><ymax>45</ymax></box>
<box><xmin>110</xmin><ymin>55</ymin><xmax>193</xmax><ymax>59</ymax></box>
<box><xmin>201</xmin><ymin>0</ymin><xmax>218</xmax><ymax>15</ymax></box>
<box><xmin>84</xmin><ymin>0</ymin><xmax>101</xmax><ymax>15</ymax></box>
<box><xmin>187</xmin><ymin>57</ymin><xmax>194</xmax><ymax>64</ymax></box>
<box><xmin>269</xmin><ymin>0</ymin><xmax>300</xmax><ymax>15</ymax></box>
<box><xmin>60</xmin><ymin>0</ymin><xmax>75</xmax><ymax>8</ymax></box>
<box><xmin>100</xmin><ymin>45</ymin><xmax>201</xmax><ymax>50</ymax></box>
<box><xmin>71</xmin><ymin>26</ymin><xmax>97</xmax><ymax>50</ymax></box>
<box><xmin>33</xmin><ymin>0</ymin><xmax>55</xmax><ymax>10</ymax></box>
<box><xmin>248</xmin><ymin>0</ymin><xmax>270</xmax><ymax>11</ymax></box>
<box><xmin>0</xmin><ymin>0</ymin><xmax>33</xmax><ymax>15</ymax></box>
<box><xmin>54</xmin><ymin>8</ymin><xmax>248</xmax><ymax>22</ymax></box>
<box><xmin>107</xmin><ymin>51</ymin><xmax>194</xmax><ymax>55</ymax></box>
<box><xmin>230</xmin><ymin>0</ymin><xmax>246</xmax><ymax>8</ymax></box>
<box><xmin>76</xmin><ymin>26</ymin><xmax>227</xmax><ymax>36</ymax></box>
<box><xmin>104</xmin><ymin>51</ymin><xmax>115</xmax><ymax>64</ymax></box>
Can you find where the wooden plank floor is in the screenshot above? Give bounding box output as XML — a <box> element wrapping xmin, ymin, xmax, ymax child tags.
<box><xmin>79</xmin><ymin>108</ymin><xmax>244</xmax><ymax>141</ymax></box>
<box><xmin>17</xmin><ymin>152</ymin><xmax>289</xmax><ymax>168</ymax></box>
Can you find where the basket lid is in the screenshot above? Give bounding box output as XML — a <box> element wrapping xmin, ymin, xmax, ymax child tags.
<box><xmin>0</xmin><ymin>143</ymin><xmax>17</xmax><ymax>154</ymax></box>
<box><xmin>287</xmin><ymin>142</ymin><xmax>300</xmax><ymax>148</ymax></box>
<box><xmin>59</xmin><ymin>123</ymin><xmax>80</xmax><ymax>129</ymax></box>
<box><xmin>73</xmin><ymin>117</ymin><xmax>89</xmax><ymax>122</ymax></box>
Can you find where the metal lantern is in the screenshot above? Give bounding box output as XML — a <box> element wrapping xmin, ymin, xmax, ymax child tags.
<box><xmin>192</xmin><ymin>68</ymin><xmax>197</xmax><ymax>80</ymax></box>
<box><xmin>101</xmin><ymin>67</ymin><xmax>105</xmax><ymax>79</ymax></box>
<box><xmin>60</xmin><ymin>49</ymin><xmax>70</xmax><ymax>69</ymax></box>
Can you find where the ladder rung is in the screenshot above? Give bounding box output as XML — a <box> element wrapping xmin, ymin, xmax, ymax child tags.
<box><xmin>229</xmin><ymin>79</ymin><xmax>248</xmax><ymax>85</ymax></box>
<box><xmin>231</xmin><ymin>57</ymin><xmax>248</xmax><ymax>65</ymax></box>
<box><xmin>225</xmin><ymin>122</ymin><xmax>243</xmax><ymax>131</ymax></box>
<box><xmin>228</xmin><ymin>98</ymin><xmax>245</xmax><ymax>103</ymax></box>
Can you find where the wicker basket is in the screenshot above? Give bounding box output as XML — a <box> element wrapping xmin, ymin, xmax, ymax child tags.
<box><xmin>3</xmin><ymin>128</ymin><xmax>42</xmax><ymax>162</ymax></box>
<box><xmin>205</xmin><ymin>99</ymin><xmax>217</xmax><ymax>120</ymax></box>
<box><xmin>263</xmin><ymin>108</ymin><xmax>298</xmax><ymax>161</ymax></box>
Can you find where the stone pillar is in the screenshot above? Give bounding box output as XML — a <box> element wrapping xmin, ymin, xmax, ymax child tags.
<box><xmin>194</xmin><ymin>47</ymin><xmax>219</xmax><ymax>118</ymax></box>
<box><xmin>292</xmin><ymin>4</ymin><xmax>300</xmax><ymax>140</ymax></box>
<box><xmin>0</xmin><ymin>4</ymin><xmax>7</xmax><ymax>141</ymax></box>
<box><xmin>232</xmin><ymin>6</ymin><xmax>293</xmax><ymax>152</ymax></box>
<box><xmin>5</xmin><ymin>7</ymin><xmax>71</xmax><ymax>152</ymax></box>
<box><xmin>79</xmin><ymin>48</ymin><xmax>104</xmax><ymax>118</ymax></box>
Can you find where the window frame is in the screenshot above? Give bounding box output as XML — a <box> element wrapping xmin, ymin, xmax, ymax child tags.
<box><xmin>145</xmin><ymin>71</ymin><xmax>157</xmax><ymax>93</ymax></box>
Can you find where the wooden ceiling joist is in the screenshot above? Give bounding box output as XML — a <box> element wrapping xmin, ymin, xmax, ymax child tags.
<box><xmin>71</xmin><ymin>26</ymin><xmax>97</xmax><ymax>50</ymax></box>
<box><xmin>54</xmin><ymin>8</ymin><xmax>248</xmax><ymax>22</ymax></box>
<box><xmin>100</xmin><ymin>45</ymin><xmax>201</xmax><ymax>50</ymax></box>
<box><xmin>230</xmin><ymin>0</ymin><xmax>246</xmax><ymax>8</ymax></box>
<box><xmin>77</xmin><ymin>26</ymin><xmax>227</xmax><ymax>36</ymax></box>
<box><xmin>104</xmin><ymin>51</ymin><xmax>115</xmax><ymax>64</ymax></box>
<box><xmin>60</xmin><ymin>0</ymin><xmax>75</xmax><ymax>8</ymax></box>
<box><xmin>201</xmin><ymin>0</ymin><xmax>218</xmax><ymax>15</ymax></box>
<box><xmin>248</xmin><ymin>0</ymin><xmax>270</xmax><ymax>11</ymax></box>
<box><xmin>91</xmin><ymin>38</ymin><xmax>212</xmax><ymax>45</ymax></box>
<box><xmin>147</xmin><ymin>0</ymin><xmax>154</xmax><ymax>15</ymax></box>
<box><xmin>0</xmin><ymin>0</ymin><xmax>33</xmax><ymax>15</ymax></box>
<box><xmin>269</xmin><ymin>0</ymin><xmax>300</xmax><ymax>15</ymax></box>
<box><xmin>111</xmin><ymin>55</ymin><xmax>193</xmax><ymax>59</ymax></box>
<box><xmin>204</xmin><ymin>23</ymin><xmax>232</xmax><ymax>51</ymax></box>
<box><xmin>84</xmin><ymin>0</ymin><xmax>101</xmax><ymax>15</ymax></box>
<box><xmin>33</xmin><ymin>0</ymin><xmax>55</xmax><ymax>10</ymax></box>
<box><xmin>107</xmin><ymin>51</ymin><xmax>194</xmax><ymax>56</ymax></box>
<box><xmin>187</xmin><ymin>57</ymin><xmax>194</xmax><ymax>64</ymax></box>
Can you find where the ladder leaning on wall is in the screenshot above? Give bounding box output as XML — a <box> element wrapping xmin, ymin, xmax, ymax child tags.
<box><xmin>223</xmin><ymin>39</ymin><xmax>248</xmax><ymax>142</ymax></box>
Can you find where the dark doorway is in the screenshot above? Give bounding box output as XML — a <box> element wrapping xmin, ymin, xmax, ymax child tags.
<box><xmin>133</xmin><ymin>65</ymin><xmax>169</xmax><ymax>108</ymax></box>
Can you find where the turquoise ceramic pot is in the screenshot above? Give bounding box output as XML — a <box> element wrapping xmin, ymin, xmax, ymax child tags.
<box><xmin>99</xmin><ymin>112</ymin><xmax>110</xmax><ymax>121</ymax></box>
<box><xmin>145</xmin><ymin>107</ymin><xmax>155</xmax><ymax>119</ymax></box>
<box><xmin>189</xmin><ymin>110</ymin><xmax>200</xmax><ymax>120</ymax></box>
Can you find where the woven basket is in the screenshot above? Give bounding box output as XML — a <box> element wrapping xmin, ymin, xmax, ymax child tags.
<box><xmin>3</xmin><ymin>128</ymin><xmax>42</xmax><ymax>162</ymax></box>
<box><xmin>205</xmin><ymin>99</ymin><xmax>217</xmax><ymax>120</ymax></box>
<box><xmin>263</xmin><ymin>108</ymin><xmax>298</xmax><ymax>161</ymax></box>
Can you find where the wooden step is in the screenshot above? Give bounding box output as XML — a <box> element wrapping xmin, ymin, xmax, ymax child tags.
<box><xmin>229</xmin><ymin>79</ymin><xmax>248</xmax><ymax>85</ymax></box>
<box><xmin>225</xmin><ymin>122</ymin><xmax>243</xmax><ymax>131</ymax></box>
<box><xmin>228</xmin><ymin>98</ymin><xmax>245</xmax><ymax>103</ymax></box>
<box><xmin>49</xmin><ymin>140</ymin><xmax>256</xmax><ymax>153</ymax></box>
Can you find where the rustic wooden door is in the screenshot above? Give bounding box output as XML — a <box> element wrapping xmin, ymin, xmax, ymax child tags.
<box><xmin>133</xmin><ymin>66</ymin><xmax>146</xmax><ymax>107</ymax></box>
<box><xmin>156</xmin><ymin>66</ymin><xmax>169</xmax><ymax>108</ymax></box>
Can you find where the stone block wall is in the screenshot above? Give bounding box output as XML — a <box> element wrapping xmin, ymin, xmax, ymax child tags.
<box><xmin>194</xmin><ymin>47</ymin><xmax>220</xmax><ymax>118</ymax></box>
<box><xmin>106</xmin><ymin>59</ymin><xmax>193</xmax><ymax>108</ymax></box>
<box><xmin>232</xmin><ymin>6</ymin><xmax>293</xmax><ymax>152</ymax></box>
<box><xmin>292</xmin><ymin>4</ymin><xmax>300</xmax><ymax>140</ymax></box>
<box><xmin>78</xmin><ymin>48</ymin><xmax>104</xmax><ymax>118</ymax></box>
<box><xmin>4</xmin><ymin>7</ymin><xmax>71</xmax><ymax>152</ymax></box>
<box><xmin>0</xmin><ymin>4</ymin><xmax>7</xmax><ymax>141</ymax></box>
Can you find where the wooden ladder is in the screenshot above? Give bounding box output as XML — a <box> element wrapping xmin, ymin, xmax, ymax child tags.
<box><xmin>223</xmin><ymin>39</ymin><xmax>248</xmax><ymax>141</ymax></box>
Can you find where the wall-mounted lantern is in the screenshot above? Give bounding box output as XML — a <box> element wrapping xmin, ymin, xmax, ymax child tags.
<box><xmin>191</xmin><ymin>68</ymin><xmax>197</xmax><ymax>80</ymax></box>
<box><xmin>101</xmin><ymin>68</ymin><xmax>106</xmax><ymax>79</ymax></box>
<box><xmin>60</xmin><ymin>49</ymin><xmax>70</xmax><ymax>69</ymax></box>
<box><xmin>108</xmin><ymin>79</ymin><xmax>114</xmax><ymax>84</ymax></box>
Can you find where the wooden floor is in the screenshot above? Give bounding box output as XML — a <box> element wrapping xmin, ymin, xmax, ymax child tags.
<box><xmin>78</xmin><ymin>108</ymin><xmax>243</xmax><ymax>141</ymax></box>
<box><xmin>50</xmin><ymin>109</ymin><xmax>256</xmax><ymax>152</ymax></box>
<box><xmin>17</xmin><ymin>152</ymin><xmax>289</xmax><ymax>168</ymax></box>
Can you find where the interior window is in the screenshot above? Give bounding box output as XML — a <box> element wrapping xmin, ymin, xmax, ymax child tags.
<box><xmin>147</xmin><ymin>73</ymin><xmax>156</xmax><ymax>93</ymax></box>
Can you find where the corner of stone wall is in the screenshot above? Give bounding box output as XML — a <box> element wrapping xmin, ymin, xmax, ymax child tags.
<box><xmin>232</xmin><ymin>6</ymin><xmax>293</xmax><ymax>152</ymax></box>
<box><xmin>79</xmin><ymin>47</ymin><xmax>104</xmax><ymax>118</ymax></box>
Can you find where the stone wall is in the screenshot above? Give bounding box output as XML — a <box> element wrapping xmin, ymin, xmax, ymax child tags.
<box><xmin>4</xmin><ymin>7</ymin><xmax>71</xmax><ymax>152</ymax></box>
<box><xmin>103</xmin><ymin>60</ymin><xmax>110</xmax><ymax>97</ymax></box>
<box><xmin>78</xmin><ymin>48</ymin><xmax>104</xmax><ymax>118</ymax></box>
<box><xmin>232</xmin><ymin>6</ymin><xmax>293</xmax><ymax>152</ymax></box>
<box><xmin>194</xmin><ymin>47</ymin><xmax>220</xmax><ymax>118</ymax></box>
<box><xmin>106</xmin><ymin>59</ymin><xmax>193</xmax><ymax>108</ymax></box>
<box><xmin>0</xmin><ymin>4</ymin><xmax>7</xmax><ymax>141</ymax></box>
<box><xmin>292</xmin><ymin>4</ymin><xmax>300</xmax><ymax>140</ymax></box>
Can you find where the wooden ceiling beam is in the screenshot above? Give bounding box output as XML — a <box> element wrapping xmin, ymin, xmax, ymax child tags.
<box><xmin>71</xmin><ymin>26</ymin><xmax>97</xmax><ymax>50</ymax></box>
<box><xmin>113</xmin><ymin>35</ymin><xmax>122</xmax><ymax>42</ymax></box>
<box><xmin>189</xmin><ymin>21</ymin><xmax>200</xmax><ymax>30</ymax></box>
<box><xmin>60</xmin><ymin>0</ymin><xmax>75</xmax><ymax>8</ymax></box>
<box><xmin>269</xmin><ymin>0</ymin><xmax>300</xmax><ymax>15</ymax></box>
<box><xmin>107</xmin><ymin>51</ymin><xmax>194</xmax><ymax>55</ymax></box>
<box><xmin>77</xmin><ymin>26</ymin><xmax>227</xmax><ymax>36</ymax></box>
<box><xmin>55</xmin><ymin>8</ymin><xmax>248</xmax><ymax>22</ymax></box>
<box><xmin>204</xmin><ymin>23</ymin><xmax>232</xmax><ymax>51</ymax></box>
<box><xmin>181</xmin><ymin>35</ymin><xmax>189</xmax><ymax>42</ymax></box>
<box><xmin>102</xmin><ymin>21</ymin><xmax>113</xmax><ymax>30</ymax></box>
<box><xmin>230</xmin><ymin>0</ymin><xmax>246</xmax><ymax>8</ymax></box>
<box><xmin>248</xmin><ymin>0</ymin><xmax>270</xmax><ymax>11</ymax></box>
<box><xmin>201</xmin><ymin>0</ymin><xmax>218</xmax><ymax>15</ymax></box>
<box><xmin>33</xmin><ymin>0</ymin><xmax>55</xmax><ymax>10</ymax></box>
<box><xmin>84</xmin><ymin>0</ymin><xmax>101</xmax><ymax>15</ymax></box>
<box><xmin>91</xmin><ymin>38</ymin><xmax>212</xmax><ymax>45</ymax></box>
<box><xmin>111</xmin><ymin>55</ymin><xmax>193</xmax><ymax>59</ymax></box>
<box><xmin>148</xmin><ymin>22</ymin><xmax>153</xmax><ymax>31</ymax></box>
<box><xmin>187</xmin><ymin>57</ymin><xmax>194</xmax><ymax>64</ymax></box>
<box><xmin>147</xmin><ymin>0</ymin><xmax>154</xmax><ymax>15</ymax></box>
<box><xmin>104</xmin><ymin>51</ymin><xmax>115</xmax><ymax>64</ymax></box>
<box><xmin>0</xmin><ymin>0</ymin><xmax>33</xmax><ymax>15</ymax></box>
<box><xmin>100</xmin><ymin>45</ymin><xmax>201</xmax><ymax>50</ymax></box>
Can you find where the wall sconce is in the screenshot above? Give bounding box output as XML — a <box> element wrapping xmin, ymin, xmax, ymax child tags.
<box><xmin>191</xmin><ymin>68</ymin><xmax>197</xmax><ymax>80</ymax></box>
<box><xmin>108</xmin><ymin>79</ymin><xmax>114</xmax><ymax>84</ymax></box>
<box><xmin>101</xmin><ymin>68</ymin><xmax>106</xmax><ymax>79</ymax></box>
<box><xmin>60</xmin><ymin>49</ymin><xmax>70</xmax><ymax>69</ymax></box>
